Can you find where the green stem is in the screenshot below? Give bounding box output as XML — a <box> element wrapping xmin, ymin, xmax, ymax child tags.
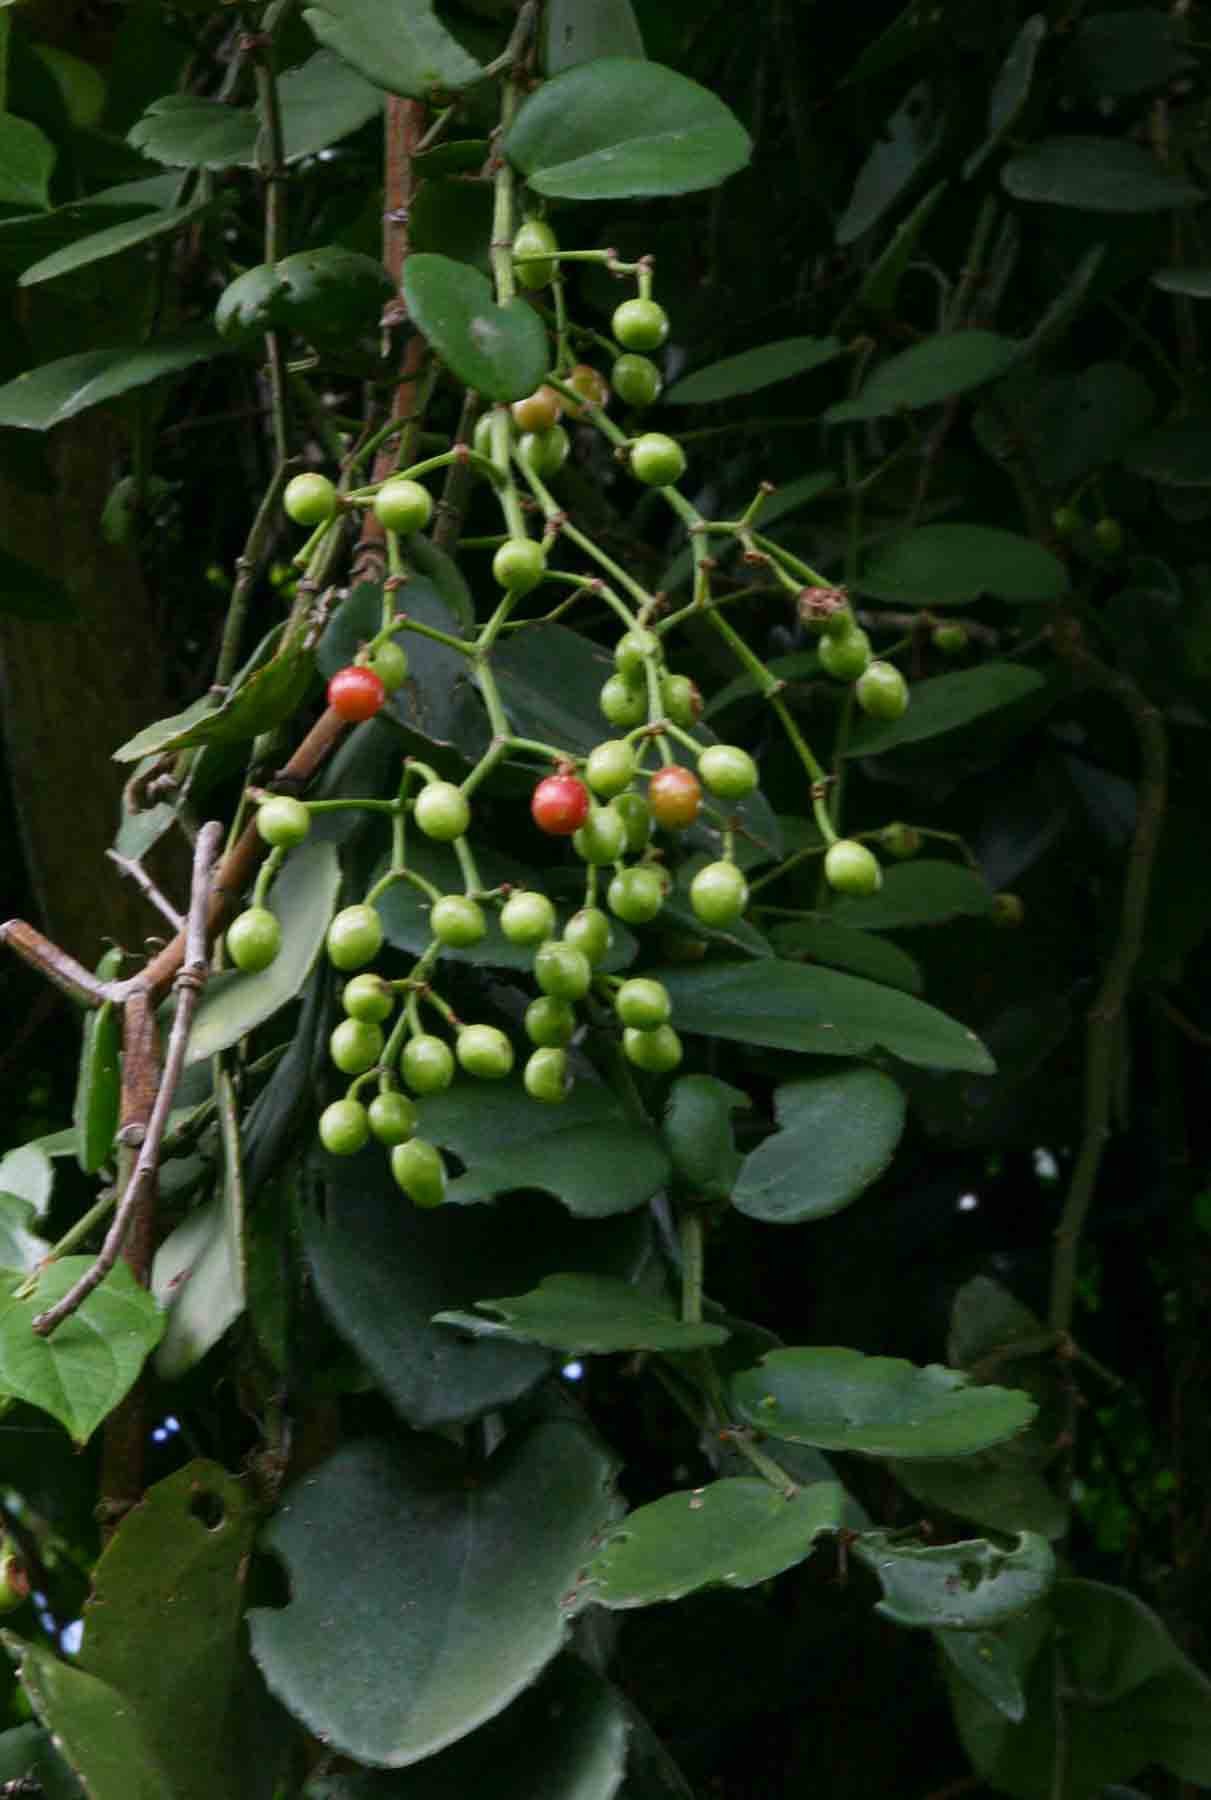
<box><xmin>679</xmin><ymin>1208</ymin><xmax>704</xmax><ymax>1325</ymax></box>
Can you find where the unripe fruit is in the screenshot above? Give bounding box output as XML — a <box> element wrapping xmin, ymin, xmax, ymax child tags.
<box><xmin>284</xmin><ymin>471</ymin><xmax>337</xmax><ymax>526</ymax></box>
<box><xmin>698</xmin><ymin>744</ymin><xmax>758</xmax><ymax>801</ymax></box>
<box><xmin>512</xmin><ymin>218</ymin><xmax>558</xmax><ymax>290</ymax></box>
<box><xmin>818</xmin><ymin>628</ymin><xmax>872</xmax><ymax>683</ymax></box>
<box><xmin>500</xmin><ymin>890</ymin><xmax>557</xmax><ymax>946</ymax></box>
<box><xmin>615</xmin><ymin>977</ymin><xmax>671</xmax><ymax>1030</ymax></box>
<box><xmin>414</xmin><ymin>781</ymin><xmax>471</xmax><ymax>842</ymax></box>
<box><xmin>689</xmin><ymin>860</ymin><xmax>749</xmax><ymax>928</ymax></box>
<box><xmin>585</xmin><ymin>739</ymin><xmax>636</xmax><ymax>798</ymax></box>
<box><xmin>532</xmin><ymin>773</ymin><xmax>590</xmax><ymax>836</ymax></box>
<box><xmin>374</xmin><ymin>477</ymin><xmax>432</xmax><ymax>535</ymax></box>
<box><xmin>1052</xmin><ymin>505</ymin><xmax>1080</xmax><ymax>537</ymax></box>
<box><xmin>661</xmin><ymin>673</ymin><xmax>702</xmax><ymax>727</ymax></box>
<box><xmin>319</xmin><ymin>1098</ymin><xmax>370</xmax><ymax>1156</ymax></box>
<box><xmin>430</xmin><ymin>894</ymin><xmax>486</xmax><ymax>948</ymax></box>
<box><xmin>525</xmin><ymin>1046</ymin><xmax>571</xmax><ymax>1104</ymax></box>
<box><xmin>573</xmin><ymin>804</ymin><xmax>627</xmax><ymax>865</ymax></box>
<box><xmin>534</xmin><ymin>941</ymin><xmax>593</xmax><ymax>1001</ymax></box>
<box><xmin>614</xmin><ymin>629</ymin><xmax>658</xmax><ymax>685</ymax></box>
<box><xmin>612</xmin><ymin>353</ymin><xmax>662</xmax><ymax>408</ymax></box>
<box><xmin>931</xmin><ymin>622</ymin><xmax>968</xmax><ymax>656</ymax></box>
<box><xmin>456</xmin><ymin>1023</ymin><xmax>515</xmax><ymax>1079</ymax></box>
<box><xmin>648</xmin><ymin>765</ymin><xmax>702</xmax><ymax>831</ymax></box>
<box><xmin>492</xmin><ymin>537</ymin><xmax>546</xmax><ymax>594</ymax></box>
<box><xmin>614</xmin><ymin>791</ymin><xmax>652</xmax><ymax>853</ymax></box>
<box><xmin>227</xmin><ymin>907</ymin><xmax>281</xmax><ymax>973</ymax></box>
<box><xmin>607</xmin><ymin>864</ymin><xmax>667</xmax><ymax>924</ymax></box>
<box><xmin>517</xmin><ymin>425</ymin><xmax>569</xmax><ymax>479</ymax></box>
<box><xmin>623</xmin><ymin>1024</ymin><xmax>683</xmax><ymax>1073</ymax></box>
<box><xmin>855</xmin><ymin>660</ymin><xmax>909</xmax><ymax>721</ymax></box>
<box><xmin>565</xmin><ymin>363</ymin><xmax>610</xmax><ymax>412</ymax></box>
<box><xmin>342</xmin><ymin>973</ymin><xmax>394</xmax><ymax>1022</ymax></box>
<box><xmin>328</xmin><ymin>665</ymin><xmax>387</xmax><ymax>721</ymax></box>
<box><xmin>563</xmin><ymin>907</ymin><xmax>612</xmax><ymax>966</ymax></box>
<box><xmin>613</xmin><ymin>297</ymin><xmax>670</xmax><ymax>351</ymax></box>
<box><xmin>473</xmin><ymin>412</ymin><xmax>498</xmax><ymax>462</ymax></box>
<box><xmin>599</xmin><ymin>675</ymin><xmax>647</xmax><ymax>728</ymax></box>
<box><xmin>370</xmin><ymin>639</ymin><xmax>409</xmax><ymax>691</ymax></box>
<box><xmin>1093</xmin><ymin>516</ymin><xmax>1122</xmax><ymax>553</ymax></box>
<box><xmin>257</xmin><ymin>796</ymin><xmax>311</xmax><ymax>848</ymax></box>
<box><xmin>629</xmin><ymin>432</ymin><xmax>686</xmax><ymax>488</ymax></box>
<box><xmin>879</xmin><ymin>822</ymin><xmax>922</xmax><ymax>860</ymax></box>
<box><xmin>511</xmin><ymin>387</ymin><xmax>562</xmax><ymax>434</ymax></box>
<box><xmin>367</xmin><ymin>1090</ymin><xmax>418</xmax><ymax>1146</ymax></box>
<box><xmin>991</xmin><ymin>892</ymin><xmax>1025</xmax><ymax>928</ymax></box>
<box><xmin>824</xmin><ymin>839</ymin><xmax>883</xmax><ymax>897</ymax></box>
<box><xmin>0</xmin><ymin>1550</ymin><xmax>29</xmax><ymax>1614</ymax></box>
<box><xmin>330</xmin><ymin>1017</ymin><xmax>384</xmax><ymax>1075</ymax></box>
<box><xmin>525</xmin><ymin>995</ymin><xmax>576</xmax><ymax>1047</ymax></box>
<box><xmin>391</xmin><ymin>1137</ymin><xmax>446</xmax><ymax>1208</ymax></box>
<box><xmin>401</xmin><ymin>1033</ymin><xmax>455</xmax><ymax>1093</ymax></box>
<box><xmin>327</xmin><ymin>903</ymin><xmax>384</xmax><ymax>971</ymax></box>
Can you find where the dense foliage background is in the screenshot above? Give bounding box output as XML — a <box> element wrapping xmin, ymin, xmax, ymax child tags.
<box><xmin>1</xmin><ymin>1</ymin><xmax>1211</xmax><ymax>1796</ymax></box>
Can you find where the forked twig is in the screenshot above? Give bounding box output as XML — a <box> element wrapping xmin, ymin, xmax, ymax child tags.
<box><xmin>106</xmin><ymin>849</ymin><xmax>187</xmax><ymax>931</ymax></box>
<box><xmin>32</xmin><ymin>823</ymin><xmax>223</xmax><ymax>1338</ymax></box>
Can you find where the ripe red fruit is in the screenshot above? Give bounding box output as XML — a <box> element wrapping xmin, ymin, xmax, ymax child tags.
<box><xmin>328</xmin><ymin>665</ymin><xmax>387</xmax><ymax>722</ymax></box>
<box><xmin>532</xmin><ymin>773</ymin><xmax>590</xmax><ymax>836</ymax></box>
<box><xmin>647</xmin><ymin>765</ymin><xmax>702</xmax><ymax>831</ymax></box>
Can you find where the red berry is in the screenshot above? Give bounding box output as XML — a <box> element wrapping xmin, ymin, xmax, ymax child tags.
<box><xmin>648</xmin><ymin>765</ymin><xmax>702</xmax><ymax>831</ymax></box>
<box><xmin>328</xmin><ymin>665</ymin><xmax>387</xmax><ymax>722</ymax></box>
<box><xmin>532</xmin><ymin>773</ymin><xmax>590</xmax><ymax>836</ymax></box>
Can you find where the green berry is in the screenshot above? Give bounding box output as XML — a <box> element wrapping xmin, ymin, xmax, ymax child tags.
<box><xmin>256</xmin><ymin>796</ymin><xmax>311</xmax><ymax>848</ymax></box>
<box><xmin>818</xmin><ymin>627</ymin><xmax>872</xmax><ymax>682</ymax></box>
<box><xmin>367</xmin><ymin>1090</ymin><xmax>418</xmax><ymax>1146</ymax></box>
<box><xmin>613</xmin><ymin>792</ymin><xmax>652</xmax><ymax>854</ymax></box>
<box><xmin>430</xmin><ymin>894</ymin><xmax>486</xmax><ymax>948</ymax></box>
<box><xmin>326</xmin><ymin>903</ymin><xmax>384</xmax><ymax>971</ymax></box>
<box><xmin>613</xmin><ymin>297</ymin><xmax>670</xmax><ymax>352</ymax></box>
<box><xmin>370</xmin><ymin>639</ymin><xmax>409</xmax><ymax>691</ymax></box>
<box><xmin>500</xmin><ymin>890</ymin><xmax>557</xmax><ymax>947</ymax></box>
<box><xmin>330</xmin><ymin>1017</ymin><xmax>384</xmax><ymax>1075</ymax></box>
<box><xmin>518</xmin><ymin>425</ymin><xmax>570</xmax><ymax>479</ymax></box>
<box><xmin>629</xmin><ymin>432</ymin><xmax>686</xmax><ymax>488</ymax></box>
<box><xmin>414</xmin><ymin>781</ymin><xmax>471</xmax><ymax>842</ymax></box>
<box><xmin>614</xmin><ymin>629</ymin><xmax>658</xmax><ymax>686</ymax></box>
<box><xmin>661</xmin><ymin>673</ymin><xmax>702</xmax><ymax>727</ymax></box>
<box><xmin>533</xmin><ymin>941</ymin><xmax>593</xmax><ymax>1001</ymax></box>
<box><xmin>607</xmin><ymin>864</ymin><xmax>667</xmax><ymax>925</ymax></box>
<box><xmin>991</xmin><ymin>892</ymin><xmax>1025</xmax><ymax>928</ymax></box>
<box><xmin>492</xmin><ymin>537</ymin><xmax>546</xmax><ymax>594</ymax></box>
<box><xmin>879</xmin><ymin>822</ymin><xmax>921</xmax><ymax>860</ymax></box>
<box><xmin>585</xmin><ymin>739</ymin><xmax>636</xmax><ymax>798</ymax></box>
<box><xmin>931</xmin><ymin>623</ymin><xmax>968</xmax><ymax>656</ymax></box>
<box><xmin>318</xmin><ymin>1098</ymin><xmax>370</xmax><ymax>1156</ymax></box>
<box><xmin>698</xmin><ymin>744</ymin><xmax>758</xmax><ymax>801</ymax></box>
<box><xmin>525</xmin><ymin>995</ymin><xmax>576</xmax><ymax>1047</ymax></box>
<box><xmin>1052</xmin><ymin>505</ymin><xmax>1080</xmax><ymax>537</ymax></box>
<box><xmin>1093</xmin><ymin>516</ymin><xmax>1123</xmax><ymax>553</ymax></box>
<box><xmin>284</xmin><ymin>472</ymin><xmax>337</xmax><ymax>527</ymax></box>
<box><xmin>573</xmin><ymin>804</ymin><xmax>628</xmax><ymax>866</ymax></box>
<box><xmin>563</xmin><ymin>907</ymin><xmax>612</xmax><ymax>966</ymax></box>
<box><xmin>391</xmin><ymin>1137</ymin><xmax>446</xmax><ymax>1208</ymax></box>
<box><xmin>401</xmin><ymin>1033</ymin><xmax>455</xmax><ymax>1094</ymax></box>
<box><xmin>457</xmin><ymin>1023</ymin><xmax>515</xmax><ymax>1080</ymax></box>
<box><xmin>374</xmin><ymin>477</ymin><xmax>432</xmax><ymax>535</ymax></box>
<box><xmin>524</xmin><ymin>1046</ymin><xmax>571</xmax><ymax>1104</ymax></box>
<box><xmin>227</xmin><ymin>907</ymin><xmax>281</xmax><ymax>973</ymax></box>
<box><xmin>689</xmin><ymin>860</ymin><xmax>749</xmax><ymax>928</ymax></box>
<box><xmin>342</xmin><ymin>973</ymin><xmax>395</xmax><ymax>1022</ymax></box>
<box><xmin>824</xmin><ymin>839</ymin><xmax>882</xmax><ymax>897</ymax></box>
<box><xmin>599</xmin><ymin>674</ymin><xmax>647</xmax><ymax>728</ymax></box>
<box><xmin>623</xmin><ymin>1024</ymin><xmax>682</xmax><ymax>1073</ymax></box>
<box><xmin>615</xmin><ymin>977</ymin><xmax>671</xmax><ymax>1030</ymax></box>
<box><xmin>513</xmin><ymin>218</ymin><xmax>559</xmax><ymax>290</ymax></box>
<box><xmin>612</xmin><ymin>353</ymin><xmax>663</xmax><ymax>408</ymax></box>
<box><xmin>855</xmin><ymin>660</ymin><xmax>909</xmax><ymax>721</ymax></box>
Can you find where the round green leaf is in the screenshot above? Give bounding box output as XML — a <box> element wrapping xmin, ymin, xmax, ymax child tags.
<box><xmin>542</xmin><ymin>0</ymin><xmax>644</xmax><ymax>74</ymax></box>
<box><xmin>1002</xmin><ymin>136</ymin><xmax>1201</xmax><ymax>211</ymax></box>
<box><xmin>215</xmin><ymin>265</ymin><xmax>289</xmax><ymax>343</ymax></box>
<box><xmin>732</xmin><ymin>1068</ymin><xmax>907</xmax><ymax>1225</ymax></box>
<box><xmin>582</xmin><ymin>1478</ymin><xmax>842</xmax><ymax>1609</ymax></box>
<box><xmin>301</xmin><ymin>0</ymin><xmax>484</xmax><ymax>98</ymax></box>
<box><xmin>665</xmin><ymin>338</ymin><xmax>843</xmax><ymax>406</ymax></box>
<box><xmin>504</xmin><ymin>59</ymin><xmax>751</xmax><ymax>200</ymax></box>
<box><xmin>248</xmin><ymin>1426</ymin><xmax>618</xmax><ymax>1767</ymax></box>
<box><xmin>274</xmin><ymin>247</ymin><xmax>394</xmax><ymax>342</ymax></box>
<box><xmin>858</xmin><ymin>525</ymin><xmax>1069</xmax><ymax>606</ymax></box>
<box><xmin>401</xmin><ymin>254</ymin><xmax>550</xmax><ymax>401</ymax></box>
<box><xmin>442</xmin><ymin>1273</ymin><xmax>729</xmax><ymax>1354</ymax></box>
<box><xmin>852</xmin><ymin>1530</ymin><xmax>1054</xmax><ymax>1630</ymax></box>
<box><xmin>843</xmin><ymin>665</ymin><xmax>1048</xmax><ymax>757</ymax></box>
<box><xmin>128</xmin><ymin>97</ymin><xmax>258</xmax><ymax>169</ymax></box>
<box><xmin>732</xmin><ymin>1347</ymin><xmax>1036</xmax><ymax>1458</ymax></box>
<box><xmin>824</xmin><ymin>332</ymin><xmax>1021</xmax><ymax>423</ymax></box>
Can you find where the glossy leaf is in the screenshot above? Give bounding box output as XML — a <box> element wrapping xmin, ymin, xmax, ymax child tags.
<box><xmin>5</xmin><ymin>1639</ymin><xmax>174</xmax><ymax>1800</ymax></box>
<box><xmin>249</xmin><ymin>1425</ymin><xmax>618</xmax><ymax>1766</ymax></box>
<box><xmin>185</xmin><ymin>842</ymin><xmax>341</xmax><ymax>1064</ymax></box>
<box><xmin>0</xmin><ymin>332</ymin><xmax>223</xmax><ymax>432</ymax></box>
<box><xmin>652</xmin><ymin>958</ymin><xmax>995</xmax><ymax>1074</ymax></box>
<box><xmin>662</xmin><ymin>1075</ymin><xmax>747</xmax><ymax>1199</ymax></box>
<box><xmin>766</xmin><ymin>918</ymin><xmax>923</xmax><ymax>993</ymax></box>
<box><xmin>0</xmin><ymin>545</ymin><xmax>76</xmax><ymax>619</ymax></box>
<box><xmin>306</xmin><ymin>1177</ymin><xmax>648</xmax><ymax>1428</ymax></box>
<box><xmin>0</xmin><ymin>1260</ymin><xmax>164</xmax><ymax>1443</ymax></box>
<box><xmin>732</xmin><ymin>1347</ymin><xmax>1036</xmax><ymax>1458</ymax></box>
<box><xmin>843</xmin><ymin>665</ymin><xmax>1048</xmax><ymax>757</ymax></box>
<box><xmin>416</xmin><ymin>1077</ymin><xmax>669</xmax><ymax>1217</ymax></box>
<box><xmin>301</xmin><ymin>0</ymin><xmax>484</xmax><ymax>98</ymax></box>
<box><xmin>824</xmin><ymin>332</ymin><xmax>1021</xmax><ymax>423</ymax></box>
<box><xmin>1002</xmin><ymin>136</ymin><xmax>1201</xmax><ymax>211</ymax></box>
<box><xmin>542</xmin><ymin>0</ymin><xmax>644</xmax><ymax>73</ymax></box>
<box><xmin>0</xmin><ymin>114</ymin><xmax>55</xmax><ymax>211</ymax></box>
<box><xmin>72</xmin><ymin>999</ymin><xmax>119</xmax><ymax>1174</ymax></box>
<box><xmin>858</xmin><ymin>524</ymin><xmax>1068</xmax><ymax>606</ymax></box>
<box><xmin>732</xmin><ymin>1067</ymin><xmax>906</xmax><ymax>1225</ymax></box>
<box><xmin>442</xmin><ymin>1273</ymin><xmax>729</xmax><ymax>1353</ymax></box>
<box><xmin>666</xmin><ymin>338</ymin><xmax>843</xmax><ymax>405</ymax></box>
<box><xmin>836</xmin><ymin>80</ymin><xmax>944</xmax><ymax>245</ymax></box>
<box><xmin>401</xmin><ymin>254</ymin><xmax>550</xmax><ymax>401</ymax></box>
<box><xmin>827</xmin><ymin>861</ymin><xmax>994</xmax><ymax>929</ymax></box>
<box><xmin>853</xmin><ymin>1530</ymin><xmax>1054</xmax><ymax>1630</ymax></box>
<box><xmin>504</xmin><ymin>59</ymin><xmax>751</xmax><ymax>200</ymax></box>
<box><xmin>582</xmin><ymin>1478</ymin><xmax>842</xmax><ymax>1608</ymax></box>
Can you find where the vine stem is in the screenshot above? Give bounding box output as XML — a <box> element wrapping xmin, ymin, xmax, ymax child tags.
<box><xmin>679</xmin><ymin>1209</ymin><xmax>704</xmax><ymax>1325</ymax></box>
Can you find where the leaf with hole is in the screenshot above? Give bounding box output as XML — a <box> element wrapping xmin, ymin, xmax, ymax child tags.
<box><xmin>825</xmin><ymin>332</ymin><xmax>1021</xmax><ymax>423</ymax></box>
<box><xmin>853</xmin><ymin>1530</ymin><xmax>1054</xmax><ymax>1630</ymax></box>
<box><xmin>249</xmin><ymin>1426</ymin><xmax>618</xmax><ymax>1766</ymax></box>
<box><xmin>402</xmin><ymin>254</ymin><xmax>550</xmax><ymax>401</ymax></box>
<box><xmin>504</xmin><ymin>59</ymin><xmax>750</xmax><ymax>200</ymax></box>
<box><xmin>439</xmin><ymin>1273</ymin><xmax>728</xmax><ymax>1353</ymax></box>
<box><xmin>859</xmin><ymin>525</ymin><xmax>1068</xmax><ymax>606</ymax></box>
<box><xmin>732</xmin><ymin>1348</ymin><xmax>1036</xmax><ymax>1458</ymax></box>
<box><xmin>301</xmin><ymin>0</ymin><xmax>484</xmax><ymax>97</ymax></box>
<box><xmin>732</xmin><ymin>1068</ymin><xmax>906</xmax><ymax>1225</ymax></box>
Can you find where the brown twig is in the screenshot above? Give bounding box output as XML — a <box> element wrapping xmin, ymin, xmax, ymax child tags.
<box><xmin>106</xmin><ymin>850</ymin><xmax>186</xmax><ymax>931</ymax></box>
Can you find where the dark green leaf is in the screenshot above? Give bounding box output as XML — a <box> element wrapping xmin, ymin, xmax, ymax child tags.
<box><xmin>0</xmin><ymin>1724</ymin><xmax>84</xmax><ymax>1800</ymax></box>
<box><xmin>582</xmin><ymin>1478</ymin><xmax>842</xmax><ymax>1608</ymax></box>
<box><xmin>0</xmin><ymin>332</ymin><xmax>224</xmax><ymax>432</ymax></box>
<box><xmin>275</xmin><ymin>50</ymin><xmax>383</xmax><ymax>161</ymax></box>
<box><xmin>19</xmin><ymin>200</ymin><xmax>215</xmax><ymax>286</ymax></box>
<box><xmin>827</xmin><ymin>861</ymin><xmax>994</xmax><ymax>929</ymax></box>
<box><xmin>0</xmin><ymin>545</ymin><xmax>76</xmax><ymax>620</ymax></box>
<box><xmin>979</xmin><ymin>364</ymin><xmax>1155</xmax><ymax>489</ymax></box>
<box><xmin>128</xmin><ymin>96</ymin><xmax>258</xmax><ymax>169</ymax></box>
<box><xmin>855</xmin><ymin>181</ymin><xmax>947</xmax><ymax>315</ymax></box>
<box><xmin>414</xmin><ymin>138</ymin><xmax>492</xmax><ymax>176</ymax></box>
<box><xmin>72</xmin><ymin>999</ymin><xmax>119</xmax><ymax>1174</ymax></box>
<box><xmin>0</xmin><ymin>115</ymin><xmax>56</xmax><ymax>211</ymax></box>
<box><xmin>301</xmin><ymin>0</ymin><xmax>484</xmax><ymax>97</ymax></box>
<box><xmin>5</xmin><ymin>1640</ymin><xmax>174</xmax><ymax>1800</ymax></box>
<box><xmin>662</xmin><ymin>1075</ymin><xmax>748</xmax><ymax>1199</ymax></box>
<box><xmin>306</xmin><ymin>1178</ymin><xmax>648</xmax><ymax>1427</ymax></box>
<box><xmin>732</xmin><ymin>1068</ymin><xmax>906</xmax><ymax>1224</ymax></box>
<box><xmin>1122</xmin><ymin>418</ymin><xmax>1211</xmax><ymax>487</ymax></box>
<box><xmin>854</xmin><ymin>1530</ymin><xmax>1054</xmax><ymax>1629</ymax></box>
<box><xmin>417</xmin><ymin>1077</ymin><xmax>670</xmax><ymax>1216</ymax></box>
<box><xmin>402</xmin><ymin>254</ymin><xmax>550</xmax><ymax>401</ymax></box>
<box><xmin>766</xmin><ymin>918</ymin><xmax>923</xmax><ymax>993</ymax></box>
<box><xmin>836</xmin><ymin>81</ymin><xmax>944</xmax><ymax>245</ymax></box>
<box><xmin>843</xmin><ymin>665</ymin><xmax>1048</xmax><ymax>756</ymax></box>
<box><xmin>444</xmin><ymin>1273</ymin><xmax>729</xmax><ymax>1353</ymax></box>
<box><xmin>825</xmin><ymin>332</ymin><xmax>1021</xmax><ymax>423</ymax></box>
<box><xmin>1002</xmin><ymin>136</ymin><xmax>1200</xmax><ymax>211</ymax></box>
<box><xmin>858</xmin><ymin>525</ymin><xmax>1068</xmax><ymax>606</ymax></box>
<box><xmin>409</xmin><ymin>178</ymin><xmax>493</xmax><ymax>275</ymax></box>
<box><xmin>651</xmin><ymin>958</ymin><xmax>996</xmax><ymax>1074</ymax></box>
<box><xmin>151</xmin><ymin>1110</ymin><xmax>245</xmax><ymax>1381</ymax></box>
<box><xmin>936</xmin><ymin>1612</ymin><xmax>1047</xmax><ymax>1725</ymax></box>
<box><xmin>732</xmin><ymin>1347</ymin><xmax>1036</xmax><ymax>1458</ymax></box>
<box><xmin>890</xmin><ymin>1453</ymin><xmax>1067</xmax><ymax>1540</ymax></box>
<box><xmin>504</xmin><ymin>59</ymin><xmax>751</xmax><ymax>200</ymax></box>
<box><xmin>0</xmin><ymin>1260</ymin><xmax>165</xmax><ymax>1443</ymax></box>
<box><xmin>542</xmin><ymin>0</ymin><xmax>644</xmax><ymax>73</ymax></box>
<box><xmin>964</xmin><ymin>15</ymin><xmax>1046</xmax><ymax>178</ymax></box>
<box><xmin>1152</xmin><ymin>267</ymin><xmax>1211</xmax><ymax>298</ymax></box>
<box><xmin>114</xmin><ymin>638</ymin><xmax>313</xmax><ymax>759</ymax></box>
<box><xmin>665</xmin><ymin>338</ymin><xmax>843</xmax><ymax>406</ymax></box>
<box><xmin>1060</xmin><ymin>10</ymin><xmax>1195</xmax><ymax>100</ymax></box>
<box><xmin>249</xmin><ymin>1426</ymin><xmax>618</xmax><ymax>1766</ymax></box>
